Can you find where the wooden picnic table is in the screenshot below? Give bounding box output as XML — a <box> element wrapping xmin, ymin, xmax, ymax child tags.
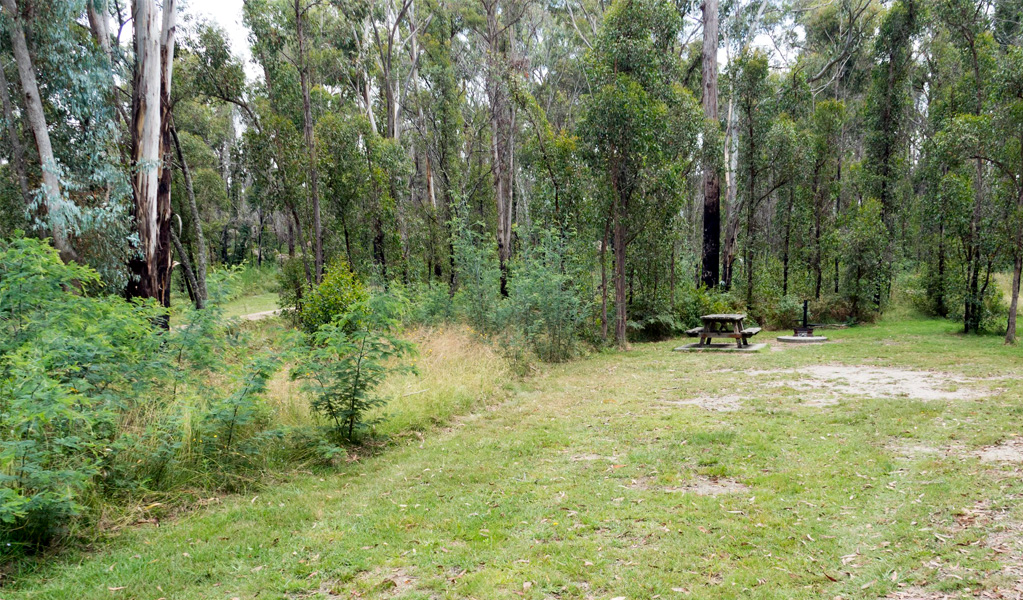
<box><xmin>685</xmin><ymin>313</ymin><xmax>761</xmax><ymax>348</ymax></box>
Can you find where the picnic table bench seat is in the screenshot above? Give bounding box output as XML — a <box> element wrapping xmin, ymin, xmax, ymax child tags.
<box><xmin>692</xmin><ymin>314</ymin><xmax>762</xmax><ymax>348</ymax></box>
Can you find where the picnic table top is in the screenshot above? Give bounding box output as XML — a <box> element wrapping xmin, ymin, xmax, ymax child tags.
<box><xmin>700</xmin><ymin>313</ymin><xmax>746</xmax><ymax>322</ymax></box>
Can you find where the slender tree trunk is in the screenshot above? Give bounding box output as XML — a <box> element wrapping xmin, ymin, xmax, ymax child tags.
<box><xmin>294</xmin><ymin>0</ymin><xmax>323</xmax><ymax>283</ymax></box>
<box><xmin>257</xmin><ymin>207</ymin><xmax>264</xmax><ymax>268</ymax></box>
<box><xmin>700</xmin><ymin>0</ymin><xmax>720</xmax><ymax>289</ymax></box>
<box><xmin>485</xmin><ymin>0</ymin><xmax>513</xmax><ymax>297</ymax></box>
<box><xmin>600</xmin><ymin>214</ymin><xmax>610</xmax><ymax>342</ymax></box>
<box><xmin>171</xmin><ymin>227</ymin><xmax>199</xmax><ymax>306</ymax></box>
<box><xmin>286</xmin><ymin>200</ymin><xmax>313</xmax><ymax>287</ymax></box>
<box><xmin>936</xmin><ymin>218</ymin><xmax>946</xmax><ymax>317</ymax></box>
<box><xmin>670</xmin><ymin>242</ymin><xmax>677</xmax><ymax>313</ymax></box>
<box><xmin>612</xmin><ymin>201</ymin><xmax>628</xmax><ymax>349</ymax></box>
<box><xmin>1007</xmin><ymin>184</ymin><xmax>1023</xmax><ymax>344</ymax></box>
<box><xmin>1007</xmin><ymin>252</ymin><xmax>1022</xmax><ymax>344</ymax></box>
<box><xmin>814</xmin><ymin>197</ymin><xmax>822</xmax><ymax>300</ymax></box>
<box><xmin>2</xmin><ymin>0</ymin><xmax>76</xmax><ymax>261</ymax></box>
<box><xmin>782</xmin><ymin>186</ymin><xmax>792</xmax><ymax>296</ymax></box>
<box><xmin>286</xmin><ymin>214</ymin><xmax>295</xmax><ymax>257</ymax></box>
<box><xmin>171</xmin><ymin>124</ymin><xmax>207</xmax><ymax>309</ymax></box>
<box><xmin>0</xmin><ymin>60</ymin><xmax>30</xmax><ymax>207</ymax></box>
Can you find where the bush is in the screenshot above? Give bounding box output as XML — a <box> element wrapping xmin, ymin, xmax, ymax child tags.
<box><xmin>451</xmin><ymin>216</ymin><xmax>501</xmax><ymax>333</ymax></box>
<box><xmin>293</xmin><ymin>296</ymin><xmax>415</xmax><ymax>443</ymax></box>
<box><xmin>277</xmin><ymin>256</ymin><xmax>309</xmax><ymax>320</ymax></box>
<box><xmin>403</xmin><ymin>282</ymin><xmax>456</xmax><ymax>325</ymax></box>
<box><xmin>300</xmin><ymin>259</ymin><xmax>368</xmax><ymax>333</ymax></box>
<box><xmin>505</xmin><ymin>229</ymin><xmax>586</xmax><ymax>361</ymax></box>
<box><xmin>765</xmin><ymin>295</ymin><xmax>802</xmax><ymax>330</ymax></box>
<box><xmin>0</xmin><ymin>238</ymin><xmax>166</xmax><ymax>550</ymax></box>
<box><xmin>0</xmin><ymin>237</ymin><xmax>293</xmax><ymax>554</ymax></box>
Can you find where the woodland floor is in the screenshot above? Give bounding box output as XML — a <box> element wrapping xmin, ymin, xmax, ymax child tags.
<box><xmin>8</xmin><ymin>317</ymin><xmax>1023</xmax><ymax>599</ymax></box>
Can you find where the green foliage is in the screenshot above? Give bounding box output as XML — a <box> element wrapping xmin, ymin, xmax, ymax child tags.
<box><xmin>293</xmin><ymin>296</ymin><xmax>416</xmax><ymax>443</ymax></box>
<box><xmin>277</xmin><ymin>256</ymin><xmax>310</xmax><ymax>319</ymax></box>
<box><xmin>401</xmin><ymin>282</ymin><xmax>456</xmax><ymax>325</ymax></box>
<box><xmin>505</xmin><ymin>229</ymin><xmax>587</xmax><ymax>362</ymax></box>
<box><xmin>839</xmin><ymin>198</ymin><xmax>889</xmax><ymax>320</ymax></box>
<box><xmin>300</xmin><ymin>259</ymin><xmax>368</xmax><ymax>334</ymax></box>
<box><xmin>0</xmin><ymin>237</ymin><xmax>295</xmax><ymax>553</ymax></box>
<box><xmin>451</xmin><ymin>216</ymin><xmax>501</xmax><ymax>333</ymax></box>
<box><xmin>0</xmin><ymin>238</ymin><xmax>165</xmax><ymax>550</ymax></box>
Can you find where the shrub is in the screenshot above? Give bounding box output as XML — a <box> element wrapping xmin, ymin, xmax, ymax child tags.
<box><xmin>766</xmin><ymin>295</ymin><xmax>803</xmax><ymax>330</ymax></box>
<box><xmin>0</xmin><ymin>237</ymin><xmax>293</xmax><ymax>554</ymax></box>
<box><xmin>277</xmin><ymin>256</ymin><xmax>310</xmax><ymax>320</ymax></box>
<box><xmin>0</xmin><ymin>238</ymin><xmax>166</xmax><ymax>550</ymax></box>
<box><xmin>505</xmin><ymin>228</ymin><xmax>586</xmax><ymax>361</ymax></box>
<box><xmin>293</xmin><ymin>296</ymin><xmax>415</xmax><ymax>443</ymax></box>
<box><xmin>451</xmin><ymin>216</ymin><xmax>501</xmax><ymax>332</ymax></box>
<box><xmin>300</xmin><ymin>259</ymin><xmax>368</xmax><ymax>333</ymax></box>
<box><xmin>403</xmin><ymin>282</ymin><xmax>456</xmax><ymax>325</ymax></box>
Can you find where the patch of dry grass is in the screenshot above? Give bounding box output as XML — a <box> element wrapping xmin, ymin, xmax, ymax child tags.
<box><xmin>259</xmin><ymin>324</ymin><xmax>515</xmax><ymax>439</ymax></box>
<box><xmin>373</xmin><ymin>325</ymin><xmax>515</xmax><ymax>437</ymax></box>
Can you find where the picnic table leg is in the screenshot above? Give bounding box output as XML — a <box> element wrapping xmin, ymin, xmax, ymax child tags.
<box><xmin>734</xmin><ymin>321</ymin><xmax>743</xmax><ymax>348</ymax></box>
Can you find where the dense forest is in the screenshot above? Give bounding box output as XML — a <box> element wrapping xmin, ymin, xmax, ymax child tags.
<box><xmin>1</xmin><ymin>0</ymin><xmax>1022</xmax><ymax>343</ymax></box>
<box><xmin>1</xmin><ymin>0</ymin><xmax>1023</xmax><ymax>557</ymax></box>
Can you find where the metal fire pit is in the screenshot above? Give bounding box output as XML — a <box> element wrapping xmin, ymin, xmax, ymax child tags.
<box><xmin>777</xmin><ymin>301</ymin><xmax>828</xmax><ymax>344</ymax></box>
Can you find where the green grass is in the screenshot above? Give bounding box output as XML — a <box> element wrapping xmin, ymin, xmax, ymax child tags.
<box><xmin>220</xmin><ymin>292</ymin><xmax>280</xmax><ymax>319</ymax></box>
<box><xmin>8</xmin><ymin>318</ymin><xmax>1023</xmax><ymax>599</ymax></box>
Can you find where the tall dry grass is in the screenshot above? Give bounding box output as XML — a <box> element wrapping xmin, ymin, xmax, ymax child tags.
<box><xmin>261</xmin><ymin>324</ymin><xmax>515</xmax><ymax>439</ymax></box>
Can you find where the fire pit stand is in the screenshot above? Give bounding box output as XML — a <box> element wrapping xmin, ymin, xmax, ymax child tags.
<box><xmin>776</xmin><ymin>300</ymin><xmax>828</xmax><ymax>344</ymax></box>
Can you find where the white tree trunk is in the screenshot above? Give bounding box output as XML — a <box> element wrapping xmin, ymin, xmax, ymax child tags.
<box><xmin>127</xmin><ymin>0</ymin><xmax>175</xmax><ymax>308</ymax></box>
<box><xmin>1</xmin><ymin>0</ymin><xmax>75</xmax><ymax>261</ymax></box>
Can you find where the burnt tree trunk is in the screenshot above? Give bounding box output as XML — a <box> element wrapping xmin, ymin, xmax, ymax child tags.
<box><xmin>700</xmin><ymin>0</ymin><xmax>720</xmax><ymax>289</ymax></box>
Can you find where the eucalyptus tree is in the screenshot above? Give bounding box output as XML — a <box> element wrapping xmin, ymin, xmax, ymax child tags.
<box><xmin>581</xmin><ymin>0</ymin><xmax>701</xmax><ymax>348</ymax></box>
<box><xmin>125</xmin><ymin>0</ymin><xmax>178</xmax><ymax>311</ymax></box>
<box><xmin>700</xmin><ymin>0</ymin><xmax>721</xmax><ymax>289</ymax></box>
<box><xmin>862</xmin><ymin>0</ymin><xmax>918</xmax><ymax>310</ymax></box>
<box><xmin>476</xmin><ymin>0</ymin><xmax>529</xmax><ymax>296</ymax></box>
<box><xmin>0</xmin><ymin>0</ymin><xmax>74</xmax><ymax>261</ymax></box>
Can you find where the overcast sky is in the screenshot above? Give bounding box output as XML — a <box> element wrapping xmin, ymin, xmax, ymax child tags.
<box><xmin>184</xmin><ymin>0</ymin><xmax>255</xmax><ymax>75</ymax></box>
<box><xmin>179</xmin><ymin>1</ymin><xmax>797</xmax><ymax>78</ymax></box>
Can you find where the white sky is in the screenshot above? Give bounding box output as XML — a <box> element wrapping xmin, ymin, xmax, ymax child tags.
<box><xmin>184</xmin><ymin>0</ymin><xmax>255</xmax><ymax>76</ymax></box>
<box><xmin>180</xmin><ymin>1</ymin><xmax>798</xmax><ymax>80</ymax></box>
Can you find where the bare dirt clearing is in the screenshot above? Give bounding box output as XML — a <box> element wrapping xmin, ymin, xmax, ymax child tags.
<box><xmin>627</xmin><ymin>475</ymin><xmax>749</xmax><ymax>496</ymax></box>
<box><xmin>754</xmin><ymin>365</ymin><xmax>981</xmax><ymax>402</ymax></box>
<box><xmin>976</xmin><ymin>439</ymin><xmax>1023</xmax><ymax>463</ymax></box>
<box><xmin>660</xmin><ymin>395</ymin><xmax>743</xmax><ymax>412</ymax></box>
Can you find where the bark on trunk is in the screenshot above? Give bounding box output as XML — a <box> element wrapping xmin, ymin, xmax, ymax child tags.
<box><xmin>485</xmin><ymin>0</ymin><xmax>514</xmax><ymax>297</ymax></box>
<box><xmin>295</xmin><ymin>0</ymin><xmax>323</xmax><ymax>283</ymax></box>
<box><xmin>600</xmin><ymin>215</ymin><xmax>610</xmax><ymax>342</ymax></box>
<box><xmin>171</xmin><ymin>124</ymin><xmax>207</xmax><ymax>309</ymax></box>
<box><xmin>1007</xmin><ymin>252</ymin><xmax>1022</xmax><ymax>344</ymax></box>
<box><xmin>0</xmin><ymin>59</ymin><xmax>30</xmax><ymax>207</ymax></box>
<box><xmin>2</xmin><ymin>0</ymin><xmax>75</xmax><ymax>261</ymax></box>
<box><xmin>1006</xmin><ymin>184</ymin><xmax>1023</xmax><ymax>344</ymax></box>
<box><xmin>171</xmin><ymin>227</ymin><xmax>199</xmax><ymax>307</ymax></box>
<box><xmin>613</xmin><ymin>202</ymin><xmax>628</xmax><ymax>349</ymax></box>
<box><xmin>700</xmin><ymin>0</ymin><xmax>720</xmax><ymax>289</ymax></box>
<box><xmin>126</xmin><ymin>0</ymin><xmax>175</xmax><ymax>313</ymax></box>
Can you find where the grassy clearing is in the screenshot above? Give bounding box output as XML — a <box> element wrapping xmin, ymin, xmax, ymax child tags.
<box><xmin>220</xmin><ymin>292</ymin><xmax>280</xmax><ymax>319</ymax></box>
<box><xmin>8</xmin><ymin>318</ymin><xmax>1023</xmax><ymax>599</ymax></box>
